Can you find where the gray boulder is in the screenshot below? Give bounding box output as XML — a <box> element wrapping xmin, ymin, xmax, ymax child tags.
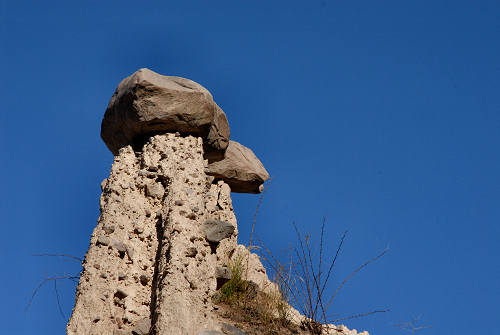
<box><xmin>221</xmin><ymin>323</ymin><xmax>248</xmax><ymax>335</ymax></box>
<box><xmin>132</xmin><ymin>317</ymin><xmax>151</xmax><ymax>335</ymax></box>
<box><xmin>202</xmin><ymin>219</ymin><xmax>235</xmax><ymax>243</ymax></box>
<box><xmin>101</xmin><ymin>68</ymin><xmax>230</xmax><ymax>156</ymax></box>
<box><xmin>206</xmin><ymin>141</ymin><xmax>269</xmax><ymax>193</ymax></box>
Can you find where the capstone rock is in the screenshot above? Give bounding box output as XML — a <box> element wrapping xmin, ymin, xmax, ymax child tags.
<box><xmin>101</xmin><ymin>68</ymin><xmax>230</xmax><ymax>156</ymax></box>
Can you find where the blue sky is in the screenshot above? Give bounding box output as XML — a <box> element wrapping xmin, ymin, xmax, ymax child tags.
<box><xmin>1</xmin><ymin>1</ymin><xmax>499</xmax><ymax>334</ymax></box>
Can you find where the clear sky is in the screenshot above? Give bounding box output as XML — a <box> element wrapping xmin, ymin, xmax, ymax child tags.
<box><xmin>1</xmin><ymin>1</ymin><xmax>499</xmax><ymax>334</ymax></box>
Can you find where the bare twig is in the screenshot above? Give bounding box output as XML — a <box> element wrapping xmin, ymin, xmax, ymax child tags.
<box><xmin>27</xmin><ymin>253</ymin><xmax>82</xmax><ymax>320</ymax></box>
<box><xmin>260</xmin><ymin>220</ymin><xmax>388</xmax><ymax>334</ymax></box>
<box><xmin>331</xmin><ymin>309</ymin><xmax>390</xmax><ymax>323</ymax></box>
<box><xmin>246</xmin><ymin>177</ymin><xmax>272</xmax><ymax>280</ymax></box>
<box><xmin>54</xmin><ymin>279</ymin><xmax>65</xmax><ymax>319</ymax></box>
<box><xmin>394</xmin><ymin>315</ymin><xmax>432</xmax><ymax>335</ymax></box>
<box><xmin>248</xmin><ymin>177</ymin><xmax>272</xmax><ymax>250</ymax></box>
<box><xmin>26</xmin><ymin>274</ymin><xmax>80</xmax><ymax>317</ymax></box>
<box><xmin>324</xmin><ymin>246</ymin><xmax>389</xmax><ymax>313</ymax></box>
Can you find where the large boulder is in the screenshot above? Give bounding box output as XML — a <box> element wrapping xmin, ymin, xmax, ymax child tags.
<box><xmin>101</xmin><ymin>68</ymin><xmax>230</xmax><ymax>156</ymax></box>
<box><xmin>206</xmin><ymin>141</ymin><xmax>269</xmax><ymax>193</ymax></box>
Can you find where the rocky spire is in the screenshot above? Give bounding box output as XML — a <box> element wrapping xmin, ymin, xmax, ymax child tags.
<box><xmin>67</xmin><ymin>69</ymin><xmax>368</xmax><ymax>335</ymax></box>
<box><xmin>67</xmin><ymin>69</ymin><xmax>274</xmax><ymax>335</ymax></box>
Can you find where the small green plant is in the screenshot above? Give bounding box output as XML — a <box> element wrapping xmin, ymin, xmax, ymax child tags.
<box><xmin>217</xmin><ymin>254</ymin><xmax>247</xmax><ymax>304</ymax></box>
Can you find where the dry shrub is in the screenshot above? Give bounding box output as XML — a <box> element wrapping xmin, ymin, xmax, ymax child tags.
<box><xmin>263</xmin><ymin>219</ymin><xmax>389</xmax><ymax>334</ymax></box>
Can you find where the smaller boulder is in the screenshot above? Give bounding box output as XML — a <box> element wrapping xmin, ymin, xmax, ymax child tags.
<box><xmin>206</xmin><ymin>141</ymin><xmax>269</xmax><ymax>193</ymax></box>
<box><xmin>202</xmin><ymin>219</ymin><xmax>235</xmax><ymax>243</ymax></box>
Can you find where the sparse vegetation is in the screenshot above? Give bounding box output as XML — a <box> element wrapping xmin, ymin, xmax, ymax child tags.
<box><xmin>213</xmin><ymin>251</ymin><xmax>299</xmax><ymax>335</ymax></box>
<box><xmin>213</xmin><ymin>221</ymin><xmax>388</xmax><ymax>334</ymax></box>
<box><xmin>260</xmin><ymin>219</ymin><xmax>389</xmax><ymax>334</ymax></box>
<box><xmin>213</xmin><ymin>180</ymin><xmax>389</xmax><ymax>334</ymax></box>
<box><xmin>216</xmin><ymin>254</ymin><xmax>247</xmax><ymax>305</ymax></box>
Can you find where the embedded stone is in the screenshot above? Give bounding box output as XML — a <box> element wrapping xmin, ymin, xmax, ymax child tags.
<box><xmin>112</xmin><ymin>241</ymin><xmax>127</xmax><ymax>253</ymax></box>
<box><xmin>215</xmin><ymin>266</ymin><xmax>232</xmax><ymax>280</ymax></box>
<box><xmin>146</xmin><ymin>182</ymin><xmax>164</xmax><ymax>199</ymax></box>
<box><xmin>114</xmin><ymin>289</ymin><xmax>128</xmax><ymax>299</ymax></box>
<box><xmin>132</xmin><ymin>317</ymin><xmax>151</xmax><ymax>335</ymax></box>
<box><xmin>114</xmin><ymin>330</ymin><xmax>132</xmax><ymax>335</ymax></box>
<box><xmin>102</xmin><ymin>225</ymin><xmax>115</xmax><ymax>234</ymax></box>
<box><xmin>202</xmin><ymin>219</ymin><xmax>235</xmax><ymax>243</ymax></box>
<box><xmin>221</xmin><ymin>323</ymin><xmax>248</xmax><ymax>335</ymax></box>
<box><xmin>215</xmin><ymin>266</ymin><xmax>232</xmax><ymax>289</ymax></box>
<box><xmin>96</xmin><ymin>236</ymin><xmax>110</xmax><ymax>246</ymax></box>
<box><xmin>186</xmin><ymin>247</ymin><xmax>198</xmax><ymax>257</ymax></box>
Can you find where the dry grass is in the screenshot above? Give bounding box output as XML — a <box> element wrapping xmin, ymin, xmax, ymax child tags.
<box><xmin>215</xmin><ymin>288</ymin><xmax>302</xmax><ymax>335</ymax></box>
<box><xmin>222</xmin><ymin>180</ymin><xmax>388</xmax><ymax>334</ymax></box>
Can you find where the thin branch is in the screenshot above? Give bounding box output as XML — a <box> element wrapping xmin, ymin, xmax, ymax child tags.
<box><xmin>319</xmin><ymin>230</ymin><xmax>348</xmax><ymax>298</ymax></box>
<box><xmin>248</xmin><ymin>177</ymin><xmax>272</xmax><ymax>250</ymax></box>
<box><xmin>325</xmin><ymin>247</ymin><xmax>389</xmax><ymax>312</ymax></box>
<box><xmin>54</xmin><ymin>279</ymin><xmax>66</xmax><ymax>320</ymax></box>
<box><xmin>258</xmin><ymin>222</ymin><xmax>389</xmax><ymax>334</ymax></box>
<box><xmin>330</xmin><ymin>309</ymin><xmax>390</xmax><ymax>323</ymax></box>
<box><xmin>394</xmin><ymin>315</ymin><xmax>432</xmax><ymax>334</ymax></box>
<box><xmin>246</xmin><ymin>177</ymin><xmax>272</xmax><ymax>280</ymax></box>
<box><xmin>25</xmin><ymin>275</ymin><xmax>79</xmax><ymax>313</ymax></box>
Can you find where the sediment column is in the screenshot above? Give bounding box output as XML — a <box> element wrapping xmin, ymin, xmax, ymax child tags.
<box><xmin>67</xmin><ymin>134</ymin><xmax>240</xmax><ymax>335</ymax></box>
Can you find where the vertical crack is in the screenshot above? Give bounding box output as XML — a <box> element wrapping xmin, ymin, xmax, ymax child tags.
<box><xmin>150</xmin><ymin>175</ymin><xmax>171</xmax><ymax>335</ymax></box>
<box><xmin>149</xmin><ymin>212</ymin><xmax>163</xmax><ymax>335</ymax></box>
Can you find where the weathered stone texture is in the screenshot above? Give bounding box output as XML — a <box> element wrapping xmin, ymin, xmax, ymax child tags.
<box><xmin>206</xmin><ymin>140</ymin><xmax>269</xmax><ymax>193</ymax></box>
<box><xmin>101</xmin><ymin>68</ymin><xmax>230</xmax><ymax>157</ymax></box>
<box><xmin>67</xmin><ymin>144</ymin><xmax>161</xmax><ymax>335</ymax></box>
<box><xmin>101</xmin><ymin>68</ymin><xmax>269</xmax><ymax>194</ymax></box>
<box><xmin>67</xmin><ymin>134</ymin><xmax>267</xmax><ymax>335</ymax></box>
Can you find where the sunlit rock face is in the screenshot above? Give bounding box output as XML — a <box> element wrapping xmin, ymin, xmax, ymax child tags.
<box><xmin>101</xmin><ymin>68</ymin><xmax>269</xmax><ymax>194</ymax></box>
<box><xmin>67</xmin><ymin>70</ymin><xmax>367</xmax><ymax>335</ymax></box>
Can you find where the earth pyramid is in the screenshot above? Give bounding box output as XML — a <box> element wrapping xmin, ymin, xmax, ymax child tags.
<box><xmin>67</xmin><ymin>69</ymin><xmax>368</xmax><ymax>335</ymax></box>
